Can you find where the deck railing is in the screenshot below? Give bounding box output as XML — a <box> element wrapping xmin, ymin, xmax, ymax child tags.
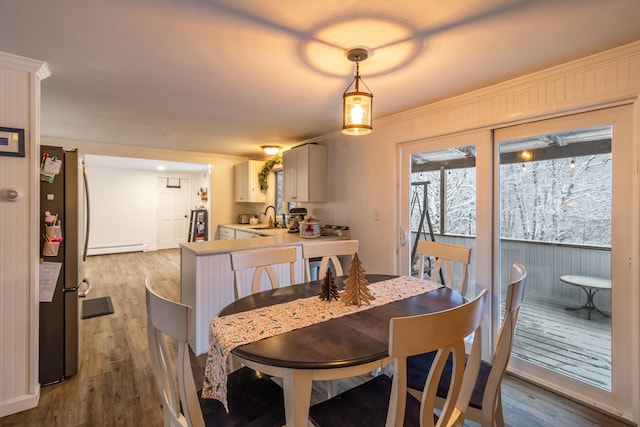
<box><xmin>411</xmin><ymin>233</ymin><xmax>612</xmax><ymax>311</ymax></box>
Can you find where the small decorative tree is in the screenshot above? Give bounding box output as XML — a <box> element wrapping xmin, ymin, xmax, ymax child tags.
<box><xmin>341</xmin><ymin>252</ymin><xmax>375</xmax><ymax>306</ymax></box>
<box><xmin>318</xmin><ymin>268</ymin><xmax>339</xmax><ymax>301</ymax></box>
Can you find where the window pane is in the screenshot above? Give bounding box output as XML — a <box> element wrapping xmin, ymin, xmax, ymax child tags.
<box><xmin>409</xmin><ymin>145</ymin><xmax>476</xmax><ymax>300</ymax></box>
<box><xmin>498</xmin><ymin>125</ymin><xmax>612</xmax><ymax>390</ymax></box>
<box><xmin>275</xmin><ymin>170</ymin><xmax>283</xmax><ymax>215</ymax></box>
<box><xmin>444</xmin><ymin>167</ymin><xmax>476</xmax><ymax>236</ymax></box>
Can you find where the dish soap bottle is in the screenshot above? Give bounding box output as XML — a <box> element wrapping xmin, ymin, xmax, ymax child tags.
<box><xmin>268</xmin><ymin>215</ymin><xmax>274</xmax><ymax>227</ymax></box>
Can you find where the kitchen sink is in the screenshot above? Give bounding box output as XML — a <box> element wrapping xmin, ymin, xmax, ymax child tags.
<box><xmin>249</xmin><ymin>226</ymin><xmax>282</xmax><ymax>230</ymax></box>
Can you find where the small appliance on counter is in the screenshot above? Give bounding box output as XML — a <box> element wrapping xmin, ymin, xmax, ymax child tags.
<box><xmin>287</xmin><ymin>208</ymin><xmax>307</xmax><ymax>233</ymax></box>
<box><xmin>238</xmin><ymin>213</ymin><xmax>257</xmax><ymax>224</ymax></box>
<box><xmin>300</xmin><ymin>216</ymin><xmax>322</xmax><ymax>238</ymax></box>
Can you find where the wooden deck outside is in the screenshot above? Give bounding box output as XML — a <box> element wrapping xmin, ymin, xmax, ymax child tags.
<box><xmin>510</xmin><ymin>294</ymin><xmax>611</xmax><ymax>390</ymax></box>
<box><xmin>417</xmin><ymin>234</ymin><xmax>614</xmax><ymax>390</ymax></box>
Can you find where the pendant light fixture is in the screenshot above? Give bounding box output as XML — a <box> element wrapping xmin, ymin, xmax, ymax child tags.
<box><xmin>342</xmin><ymin>48</ymin><xmax>373</xmax><ymax>136</ymax></box>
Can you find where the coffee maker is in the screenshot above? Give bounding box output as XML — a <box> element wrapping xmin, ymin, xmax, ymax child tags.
<box><xmin>287</xmin><ymin>208</ymin><xmax>307</xmax><ymax>233</ymax></box>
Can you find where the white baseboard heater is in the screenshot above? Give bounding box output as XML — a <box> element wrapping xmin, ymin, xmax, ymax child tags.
<box><xmin>87</xmin><ymin>243</ymin><xmax>148</xmax><ymax>256</ymax></box>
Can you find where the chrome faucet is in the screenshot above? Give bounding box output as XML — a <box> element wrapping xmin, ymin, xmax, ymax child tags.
<box><xmin>263</xmin><ymin>205</ymin><xmax>276</xmax><ymax>226</ymax></box>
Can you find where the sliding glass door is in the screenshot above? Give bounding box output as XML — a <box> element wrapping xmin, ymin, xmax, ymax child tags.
<box><xmin>398</xmin><ymin>105</ymin><xmax>637</xmax><ymax>420</ymax></box>
<box><xmin>494</xmin><ymin>106</ymin><xmax>636</xmax><ymax>419</ymax></box>
<box><xmin>398</xmin><ymin>130</ymin><xmax>493</xmax><ymax>353</ymax></box>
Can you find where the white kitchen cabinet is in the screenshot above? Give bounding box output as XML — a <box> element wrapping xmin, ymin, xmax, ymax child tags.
<box><xmin>234</xmin><ymin>229</ymin><xmax>258</xmax><ymax>239</ymax></box>
<box><xmin>218</xmin><ymin>226</ymin><xmax>235</xmax><ymax>240</ymax></box>
<box><xmin>283</xmin><ymin>144</ymin><xmax>327</xmax><ymax>202</ymax></box>
<box><xmin>234</xmin><ymin>160</ymin><xmax>266</xmax><ymax>203</ymax></box>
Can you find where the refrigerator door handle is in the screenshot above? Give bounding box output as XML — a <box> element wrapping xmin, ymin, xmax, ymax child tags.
<box><xmin>82</xmin><ymin>165</ymin><xmax>90</xmax><ymax>262</ymax></box>
<box><xmin>78</xmin><ymin>278</ymin><xmax>92</xmax><ymax>298</ymax></box>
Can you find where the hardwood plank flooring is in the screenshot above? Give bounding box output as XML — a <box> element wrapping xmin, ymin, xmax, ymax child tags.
<box><xmin>0</xmin><ymin>250</ymin><xmax>631</xmax><ymax>426</ymax></box>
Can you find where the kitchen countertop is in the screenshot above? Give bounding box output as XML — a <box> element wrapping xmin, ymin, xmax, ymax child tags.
<box><xmin>181</xmin><ymin>223</ymin><xmax>347</xmax><ymax>256</ymax></box>
<box><xmin>220</xmin><ymin>223</ymin><xmax>291</xmax><ymax>235</ymax></box>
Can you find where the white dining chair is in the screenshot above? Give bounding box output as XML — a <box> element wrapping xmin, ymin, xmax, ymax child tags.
<box><xmin>416</xmin><ymin>240</ymin><xmax>471</xmax><ymax>296</ymax></box>
<box><xmin>407</xmin><ymin>262</ymin><xmax>527</xmax><ymax>427</ymax></box>
<box><xmin>144</xmin><ymin>277</ymin><xmax>285</xmax><ymax>427</ymax></box>
<box><xmin>309</xmin><ymin>289</ymin><xmax>487</xmax><ymax>427</ymax></box>
<box><xmin>230</xmin><ymin>245</ymin><xmax>297</xmax><ymax>299</ymax></box>
<box><xmin>301</xmin><ymin>239</ymin><xmax>359</xmax><ymax>281</ymax></box>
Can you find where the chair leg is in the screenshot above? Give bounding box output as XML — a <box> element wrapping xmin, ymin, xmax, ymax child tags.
<box><xmin>495</xmin><ymin>389</ymin><xmax>505</xmax><ymax>427</ymax></box>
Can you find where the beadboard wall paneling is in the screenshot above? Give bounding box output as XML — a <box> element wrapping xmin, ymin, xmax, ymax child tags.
<box><xmin>0</xmin><ymin>67</ymin><xmax>31</xmax><ymax>407</ymax></box>
<box><xmin>301</xmin><ymin>133</ymin><xmax>397</xmax><ymax>275</ymax></box>
<box><xmin>302</xmin><ymin>42</ymin><xmax>640</xmax><ymax>283</ymax></box>
<box><xmin>182</xmin><ymin>246</ymin><xmax>306</xmax><ymax>355</ymax></box>
<box><xmin>0</xmin><ymin>53</ymin><xmax>49</xmax><ymax>417</ymax></box>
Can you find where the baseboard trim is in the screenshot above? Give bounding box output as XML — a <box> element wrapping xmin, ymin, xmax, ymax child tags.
<box><xmin>0</xmin><ymin>385</ymin><xmax>40</xmax><ymax>418</ymax></box>
<box><xmin>87</xmin><ymin>243</ymin><xmax>148</xmax><ymax>256</ymax></box>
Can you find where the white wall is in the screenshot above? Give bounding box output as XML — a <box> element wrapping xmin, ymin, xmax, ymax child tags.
<box><xmin>86</xmin><ymin>166</ymin><xmax>205</xmax><ymax>252</ymax></box>
<box><xmin>0</xmin><ymin>52</ymin><xmax>49</xmax><ymax>417</ymax></box>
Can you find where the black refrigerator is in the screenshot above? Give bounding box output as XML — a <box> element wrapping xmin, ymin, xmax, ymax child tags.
<box><xmin>39</xmin><ymin>146</ymin><xmax>91</xmax><ymax>385</ymax></box>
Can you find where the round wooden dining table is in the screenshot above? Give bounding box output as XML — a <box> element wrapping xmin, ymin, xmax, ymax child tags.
<box><xmin>217</xmin><ymin>274</ymin><xmax>466</xmax><ymax>427</ymax></box>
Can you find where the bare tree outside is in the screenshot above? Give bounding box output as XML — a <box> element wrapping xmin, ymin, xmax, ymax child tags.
<box><xmin>410</xmin><ymin>126</ymin><xmax>612</xmax><ymax>247</ymax></box>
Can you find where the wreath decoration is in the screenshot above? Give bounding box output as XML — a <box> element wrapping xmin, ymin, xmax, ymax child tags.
<box><xmin>258</xmin><ymin>154</ymin><xmax>282</xmax><ymax>192</ymax></box>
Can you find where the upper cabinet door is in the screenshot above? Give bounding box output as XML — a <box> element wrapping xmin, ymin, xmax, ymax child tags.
<box><xmin>282</xmin><ymin>144</ymin><xmax>327</xmax><ymax>203</ymax></box>
<box><xmin>234</xmin><ymin>160</ymin><xmax>266</xmax><ymax>203</ymax></box>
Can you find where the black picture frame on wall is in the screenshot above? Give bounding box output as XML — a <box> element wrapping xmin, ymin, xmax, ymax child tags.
<box><xmin>0</xmin><ymin>127</ymin><xmax>25</xmax><ymax>157</ymax></box>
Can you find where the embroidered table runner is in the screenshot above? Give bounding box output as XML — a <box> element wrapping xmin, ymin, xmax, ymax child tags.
<box><xmin>202</xmin><ymin>276</ymin><xmax>443</xmax><ymax>409</ymax></box>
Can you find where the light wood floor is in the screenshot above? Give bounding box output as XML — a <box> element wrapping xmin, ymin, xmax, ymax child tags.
<box><xmin>0</xmin><ymin>249</ymin><xmax>631</xmax><ymax>426</ymax></box>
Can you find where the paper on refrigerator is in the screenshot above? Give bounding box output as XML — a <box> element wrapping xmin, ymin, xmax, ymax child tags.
<box><xmin>39</xmin><ymin>261</ymin><xmax>62</xmax><ymax>302</ymax></box>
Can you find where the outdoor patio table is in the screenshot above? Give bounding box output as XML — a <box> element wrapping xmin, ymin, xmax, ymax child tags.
<box><xmin>561</xmin><ymin>275</ymin><xmax>611</xmax><ymax>320</ymax></box>
<box><xmin>203</xmin><ymin>274</ymin><xmax>466</xmax><ymax>427</ymax></box>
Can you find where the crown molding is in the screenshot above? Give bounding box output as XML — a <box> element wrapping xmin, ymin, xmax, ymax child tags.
<box><xmin>0</xmin><ymin>50</ymin><xmax>51</xmax><ymax>80</ymax></box>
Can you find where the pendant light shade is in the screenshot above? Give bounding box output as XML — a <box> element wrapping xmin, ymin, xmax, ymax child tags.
<box><xmin>342</xmin><ymin>48</ymin><xmax>373</xmax><ymax>136</ymax></box>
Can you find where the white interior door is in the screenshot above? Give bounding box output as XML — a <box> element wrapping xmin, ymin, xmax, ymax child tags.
<box><xmin>157</xmin><ymin>177</ymin><xmax>190</xmax><ymax>249</ymax></box>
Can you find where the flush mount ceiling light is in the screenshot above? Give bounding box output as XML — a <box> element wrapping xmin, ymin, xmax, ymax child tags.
<box><xmin>261</xmin><ymin>145</ymin><xmax>281</xmax><ymax>155</ymax></box>
<box><xmin>342</xmin><ymin>48</ymin><xmax>373</xmax><ymax>136</ymax></box>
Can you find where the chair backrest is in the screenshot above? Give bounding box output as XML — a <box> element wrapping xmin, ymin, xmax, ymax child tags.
<box><xmin>301</xmin><ymin>240</ymin><xmax>359</xmax><ymax>281</ymax></box>
<box><xmin>481</xmin><ymin>262</ymin><xmax>527</xmax><ymax>427</ymax></box>
<box><xmin>417</xmin><ymin>240</ymin><xmax>471</xmax><ymax>295</ymax></box>
<box><xmin>145</xmin><ymin>277</ymin><xmax>205</xmax><ymax>427</ymax></box>
<box><xmin>386</xmin><ymin>289</ymin><xmax>487</xmax><ymax>427</ymax></box>
<box><xmin>230</xmin><ymin>245</ymin><xmax>297</xmax><ymax>299</ymax></box>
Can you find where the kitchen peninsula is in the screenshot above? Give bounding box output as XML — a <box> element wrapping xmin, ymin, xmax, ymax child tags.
<box><xmin>180</xmin><ymin>225</ymin><xmax>347</xmax><ymax>355</ymax></box>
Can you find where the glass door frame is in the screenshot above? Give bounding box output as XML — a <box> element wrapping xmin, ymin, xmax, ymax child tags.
<box><xmin>493</xmin><ymin>105</ymin><xmax>638</xmax><ymax>420</ymax></box>
<box><xmin>397</xmin><ymin>129</ymin><xmax>494</xmax><ymax>359</ymax></box>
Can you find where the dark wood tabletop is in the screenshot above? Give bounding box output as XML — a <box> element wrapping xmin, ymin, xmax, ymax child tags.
<box><xmin>218</xmin><ymin>274</ymin><xmax>466</xmax><ymax>370</ymax></box>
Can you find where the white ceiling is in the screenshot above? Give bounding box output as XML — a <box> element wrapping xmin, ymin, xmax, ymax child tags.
<box><xmin>1</xmin><ymin>0</ymin><xmax>639</xmax><ymax>158</ymax></box>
